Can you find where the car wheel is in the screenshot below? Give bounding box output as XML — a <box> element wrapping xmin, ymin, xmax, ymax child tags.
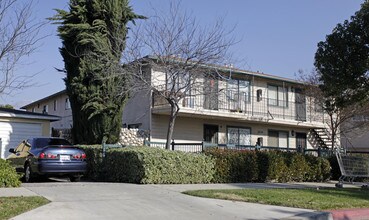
<box><xmin>24</xmin><ymin>164</ymin><xmax>33</xmax><ymax>183</ymax></box>
<box><xmin>69</xmin><ymin>175</ymin><xmax>81</xmax><ymax>182</ymax></box>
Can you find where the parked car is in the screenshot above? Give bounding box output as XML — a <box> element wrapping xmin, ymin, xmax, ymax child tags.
<box><xmin>7</xmin><ymin>137</ymin><xmax>87</xmax><ymax>182</ymax></box>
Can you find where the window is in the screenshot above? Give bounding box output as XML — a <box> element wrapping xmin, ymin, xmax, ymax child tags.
<box><xmin>268</xmin><ymin>85</ymin><xmax>288</xmax><ymax>107</ymax></box>
<box><xmin>42</xmin><ymin>105</ymin><xmax>48</xmax><ymax>114</ymax></box>
<box><xmin>53</xmin><ymin>100</ymin><xmax>57</xmax><ymax>111</ymax></box>
<box><xmin>203</xmin><ymin>76</ymin><xmax>218</xmax><ymax>110</ymax></box>
<box><xmin>227</xmin><ymin>79</ymin><xmax>250</xmax><ymax>102</ymax></box>
<box><xmin>184</xmin><ymin>90</ymin><xmax>195</xmax><ymax>108</ymax></box>
<box><xmin>227</xmin><ymin>127</ymin><xmax>251</xmax><ymax>146</ymax></box>
<box><xmin>33</xmin><ymin>138</ymin><xmax>71</xmax><ymax>149</ymax></box>
<box><xmin>65</xmin><ymin>98</ymin><xmax>71</xmax><ymax>110</ymax></box>
<box><xmin>313</xmin><ymin>99</ymin><xmax>323</xmax><ymax>112</ymax></box>
<box><xmin>268</xmin><ymin>130</ymin><xmax>288</xmax><ymax>148</ymax></box>
<box><xmin>166</xmin><ymin>72</ymin><xmax>190</xmax><ymax>92</ymax></box>
<box><xmin>128</xmin><ymin>123</ymin><xmax>141</xmax><ymax>129</ymax></box>
<box><xmin>227</xmin><ymin>79</ymin><xmax>250</xmax><ymax>110</ymax></box>
<box><xmin>256</xmin><ymin>89</ymin><xmax>262</xmax><ymax>102</ymax></box>
<box><xmin>167</xmin><ymin>72</ymin><xmax>195</xmax><ymax>108</ymax></box>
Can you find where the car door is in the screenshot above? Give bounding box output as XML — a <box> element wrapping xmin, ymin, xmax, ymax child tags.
<box><xmin>7</xmin><ymin>141</ymin><xmax>27</xmax><ymax>172</ymax></box>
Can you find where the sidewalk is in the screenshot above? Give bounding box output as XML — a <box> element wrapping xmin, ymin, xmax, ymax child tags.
<box><xmin>153</xmin><ymin>182</ymin><xmax>368</xmax><ymax>220</ymax></box>
<box><xmin>1</xmin><ymin>181</ymin><xmax>368</xmax><ymax>220</ymax></box>
<box><xmin>0</xmin><ymin>187</ymin><xmax>38</xmax><ymax>197</ymax></box>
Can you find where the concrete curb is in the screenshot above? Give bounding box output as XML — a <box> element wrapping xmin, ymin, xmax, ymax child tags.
<box><xmin>281</xmin><ymin>211</ymin><xmax>333</xmax><ymax>220</ymax></box>
<box><xmin>0</xmin><ymin>187</ymin><xmax>38</xmax><ymax>197</ymax></box>
<box><xmin>328</xmin><ymin>208</ymin><xmax>369</xmax><ymax>220</ymax></box>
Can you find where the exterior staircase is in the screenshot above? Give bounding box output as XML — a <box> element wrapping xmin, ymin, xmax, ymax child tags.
<box><xmin>310</xmin><ymin>128</ymin><xmax>339</xmax><ymax>150</ymax></box>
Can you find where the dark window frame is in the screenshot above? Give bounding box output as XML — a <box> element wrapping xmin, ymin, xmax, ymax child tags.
<box><xmin>267</xmin><ymin>129</ymin><xmax>289</xmax><ymax>148</ymax></box>
<box><xmin>267</xmin><ymin>84</ymin><xmax>288</xmax><ymax>108</ymax></box>
<box><xmin>226</xmin><ymin>126</ymin><xmax>252</xmax><ymax>146</ymax></box>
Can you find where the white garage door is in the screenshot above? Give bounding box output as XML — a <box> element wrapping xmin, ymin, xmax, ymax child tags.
<box><xmin>0</xmin><ymin>122</ymin><xmax>42</xmax><ymax>159</ymax></box>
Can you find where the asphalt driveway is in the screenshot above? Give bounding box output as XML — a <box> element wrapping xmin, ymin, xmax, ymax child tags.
<box><xmin>11</xmin><ymin>181</ymin><xmax>325</xmax><ymax>220</ymax></box>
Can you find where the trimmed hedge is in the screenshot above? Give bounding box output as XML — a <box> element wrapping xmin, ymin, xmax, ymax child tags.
<box><xmin>79</xmin><ymin>146</ymin><xmax>215</xmax><ymax>184</ymax></box>
<box><xmin>0</xmin><ymin>159</ymin><xmax>21</xmax><ymax>187</ymax></box>
<box><xmin>205</xmin><ymin>149</ymin><xmax>331</xmax><ymax>183</ymax></box>
<box><xmin>80</xmin><ymin>145</ymin><xmax>332</xmax><ymax>184</ymax></box>
<box><xmin>78</xmin><ymin>145</ymin><xmax>104</xmax><ymax>180</ymax></box>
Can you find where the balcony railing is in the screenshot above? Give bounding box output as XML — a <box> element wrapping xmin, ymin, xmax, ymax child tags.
<box><xmin>152</xmin><ymin>91</ymin><xmax>325</xmax><ymax>123</ymax></box>
<box><xmin>144</xmin><ymin>140</ymin><xmax>332</xmax><ymax>156</ymax></box>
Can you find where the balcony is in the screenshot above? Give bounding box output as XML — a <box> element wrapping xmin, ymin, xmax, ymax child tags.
<box><xmin>152</xmin><ymin>91</ymin><xmax>326</xmax><ymax>126</ymax></box>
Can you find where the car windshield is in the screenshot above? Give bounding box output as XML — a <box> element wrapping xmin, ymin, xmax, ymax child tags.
<box><xmin>34</xmin><ymin>138</ymin><xmax>71</xmax><ymax>148</ymax></box>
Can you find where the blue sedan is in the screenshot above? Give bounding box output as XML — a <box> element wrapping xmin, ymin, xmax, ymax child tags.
<box><xmin>7</xmin><ymin>137</ymin><xmax>87</xmax><ymax>182</ymax></box>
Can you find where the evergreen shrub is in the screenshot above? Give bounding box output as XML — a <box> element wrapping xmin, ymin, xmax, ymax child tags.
<box><xmin>80</xmin><ymin>146</ymin><xmax>215</xmax><ymax>184</ymax></box>
<box><xmin>0</xmin><ymin>159</ymin><xmax>21</xmax><ymax>187</ymax></box>
<box><xmin>205</xmin><ymin>148</ymin><xmax>331</xmax><ymax>183</ymax></box>
<box><xmin>78</xmin><ymin>145</ymin><xmax>104</xmax><ymax>180</ymax></box>
<box><xmin>80</xmin><ymin>145</ymin><xmax>332</xmax><ymax>184</ymax></box>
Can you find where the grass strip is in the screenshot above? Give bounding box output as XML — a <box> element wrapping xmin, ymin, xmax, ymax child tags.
<box><xmin>0</xmin><ymin>196</ymin><xmax>49</xmax><ymax>220</ymax></box>
<box><xmin>184</xmin><ymin>188</ymin><xmax>369</xmax><ymax>210</ymax></box>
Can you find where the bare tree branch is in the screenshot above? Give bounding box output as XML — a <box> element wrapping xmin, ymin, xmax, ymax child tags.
<box><xmin>118</xmin><ymin>1</ymin><xmax>238</xmax><ymax>149</ymax></box>
<box><xmin>297</xmin><ymin>69</ymin><xmax>369</xmax><ymax>150</ymax></box>
<box><xmin>0</xmin><ymin>0</ymin><xmax>46</xmax><ymax>96</ymax></box>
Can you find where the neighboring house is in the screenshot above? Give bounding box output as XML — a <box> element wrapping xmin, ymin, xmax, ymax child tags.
<box><xmin>341</xmin><ymin>115</ymin><xmax>369</xmax><ymax>152</ymax></box>
<box><xmin>21</xmin><ymin>90</ymin><xmax>73</xmax><ymax>131</ymax></box>
<box><xmin>0</xmin><ymin>108</ymin><xmax>60</xmax><ymax>159</ymax></box>
<box><xmin>22</xmin><ymin>60</ymin><xmax>333</xmax><ymax>152</ymax></box>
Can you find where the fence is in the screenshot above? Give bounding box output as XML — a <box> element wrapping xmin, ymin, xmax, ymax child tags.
<box><xmin>143</xmin><ymin>140</ymin><xmax>203</xmax><ymax>152</ymax></box>
<box><xmin>98</xmin><ymin>139</ymin><xmax>332</xmax><ymax>157</ymax></box>
<box><xmin>144</xmin><ymin>140</ymin><xmax>332</xmax><ymax>156</ymax></box>
<box><xmin>102</xmin><ymin>142</ymin><xmax>123</xmax><ymax>157</ymax></box>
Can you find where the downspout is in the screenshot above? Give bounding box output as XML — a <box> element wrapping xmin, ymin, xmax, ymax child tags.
<box><xmin>252</xmin><ymin>75</ymin><xmax>254</xmax><ymax>116</ymax></box>
<box><xmin>149</xmin><ymin>90</ymin><xmax>152</xmax><ymax>142</ymax></box>
<box><xmin>283</xmin><ymin>81</ymin><xmax>285</xmax><ymax>119</ymax></box>
<box><xmin>149</xmin><ymin>67</ymin><xmax>153</xmax><ymax>142</ymax></box>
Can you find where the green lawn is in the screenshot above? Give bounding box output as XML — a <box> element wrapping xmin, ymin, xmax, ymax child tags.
<box><xmin>0</xmin><ymin>196</ymin><xmax>49</xmax><ymax>220</ymax></box>
<box><xmin>184</xmin><ymin>188</ymin><xmax>369</xmax><ymax>210</ymax></box>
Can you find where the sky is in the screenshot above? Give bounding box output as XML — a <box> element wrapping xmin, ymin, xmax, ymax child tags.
<box><xmin>1</xmin><ymin>0</ymin><xmax>364</xmax><ymax>109</ymax></box>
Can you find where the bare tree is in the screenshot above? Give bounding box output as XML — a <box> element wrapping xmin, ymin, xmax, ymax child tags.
<box><xmin>123</xmin><ymin>1</ymin><xmax>237</xmax><ymax>149</ymax></box>
<box><xmin>298</xmin><ymin>69</ymin><xmax>369</xmax><ymax>150</ymax></box>
<box><xmin>0</xmin><ymin>0</ymin><xmax>44</xmax><ymax>96</ymax></box>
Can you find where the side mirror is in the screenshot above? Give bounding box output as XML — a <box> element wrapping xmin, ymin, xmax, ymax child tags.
<box><xmin>9</xmin><ymin>148</ymin><xmax>16</xmax><ymax>154</ymax></box>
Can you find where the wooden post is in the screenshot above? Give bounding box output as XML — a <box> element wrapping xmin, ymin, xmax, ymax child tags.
<box><xmin>102</xmin><ymin>141</ymin><xmax>106</xmax><ymax>158</ymax></box>
<box><xmin>171</xmin><ymin>140</ymin><xmax>175</xmax><ymax>151</ymax></box>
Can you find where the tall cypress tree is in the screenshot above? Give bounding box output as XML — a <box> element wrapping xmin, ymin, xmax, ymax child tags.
<box><xmin>52</xmin><ymin>0</ymin><xmax>143</xmax><ymax>144</ymax></box>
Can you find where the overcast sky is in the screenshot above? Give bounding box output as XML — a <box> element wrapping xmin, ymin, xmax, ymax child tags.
<box><xmin>1</xmin><ymin>0</ymin><xmax>364</xmax><ymax>108</ymax></box>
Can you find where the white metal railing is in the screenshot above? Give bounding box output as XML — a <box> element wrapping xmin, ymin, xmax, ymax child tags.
<box><xmin>153</xmin><ymin>92</ymin><xmax>326</xmax><ymax>123</ymax></box>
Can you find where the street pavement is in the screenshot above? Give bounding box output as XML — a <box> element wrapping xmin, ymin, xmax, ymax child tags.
<box><xmin>1</xmin><ymin>181</ymin><xmax>337</xmax><ymax>220</ymax></box>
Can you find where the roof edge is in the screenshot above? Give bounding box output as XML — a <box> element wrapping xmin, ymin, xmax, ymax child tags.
<box><xmin>21</xmin><ymin>89</ymin><xmax>67</xmax><ymax>109</ymax></box>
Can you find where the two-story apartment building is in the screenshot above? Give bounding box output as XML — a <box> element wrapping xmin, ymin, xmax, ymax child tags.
<box><xmin>123</xmin><ymin>61</ymin><xmax>328</xmax><ymax>151</ymax></box>
<box><xmin>22</xmin><ymin>59</ymin><xmax>330</xmax><ymax>151</ymax></box>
